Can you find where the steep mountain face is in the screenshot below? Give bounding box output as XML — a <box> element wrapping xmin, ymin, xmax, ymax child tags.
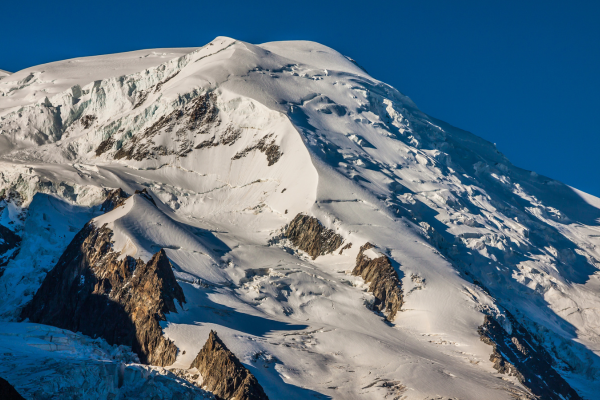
<box><xmin>190</xmin><ymin>331</ymin><xmax>269</xmax><ymax>400</ymax></box>
<box><xmin>478</xmin><ymin>313</ymin><xmax>581</xmax><ymax>400</ymax></box>
<box><xmin>352</xmin><ymin>242</ymin><xmax>403</xmax><ymax>322</ymax></box>
<box><xmin>100</xmin><ymin>187</ymin><xmax>130</xmax><ymax>211</ymax></box>
<box><xmin>284</xmin><ymin>213</ymin><xmax>344</xmax><ymax>259</ymax></box>
<box><xmin>21</xmin><ymin>194</ymin><xmax>186</xmax><ymax>366</ymax></box>
<box><xmin>0</xmin><ymin>37</ymin><xmax>599</xmax><ymax>399</ymax></box>
<box><xmin>0</xmin><ymin>224</ymin><xmax>20</xmax><ymax>271</ymax></box>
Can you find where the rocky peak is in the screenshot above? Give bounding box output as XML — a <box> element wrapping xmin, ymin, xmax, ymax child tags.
<box><xmin>285</xmin><ymin>214</ymin><xmax>344</xmax><ymax>259</ymax></box>
<box><xmin>100</xmin><ymin>188</ymin><xmax>130</xmax><ymax>212</ymax></box>
<box><xmin>352</xmin><ymin>243</ymin><xmax>403</xmax><ymax>321</ymax></box>
<box><xmin>21</xmin><ymin>222</ymin><xmax>185</xmax><ymax>366</ymax></box>
<box><xmin>190</xmin><ymin>331</ymin><xmax>269</xmax><ymax>400</ymax></box>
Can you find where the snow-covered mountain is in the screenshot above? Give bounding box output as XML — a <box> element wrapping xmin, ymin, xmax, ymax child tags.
<box><xmin>0</xmin><ymin>37</ymin><xmax>598</xmax><ymax>399</ymax></box>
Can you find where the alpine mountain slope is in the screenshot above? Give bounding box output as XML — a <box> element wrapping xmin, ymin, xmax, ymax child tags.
<box><xmin>0</xmin><ymin>37</ymin><xmax>598</xmax><ymax>399</ymax></box>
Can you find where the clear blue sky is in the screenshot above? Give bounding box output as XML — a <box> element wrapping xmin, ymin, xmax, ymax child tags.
<box><xmin>2</xmin><ymin>1</ymin><xmax>599</xmax><ymax>196</ymax></box>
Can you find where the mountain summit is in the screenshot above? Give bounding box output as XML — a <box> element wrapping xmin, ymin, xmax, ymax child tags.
<box><xmin>0</xmin><ymin>37</ymin><xmax>597</xmax><ymax>399</ymax></box>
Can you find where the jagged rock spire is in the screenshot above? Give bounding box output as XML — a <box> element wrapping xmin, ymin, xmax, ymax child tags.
<box><xmin>190</xmin><ymin>331</ymin><xmax>269</xmax><ymax>400</ymax></box>
<box><xmin>21</xmin><ymin>222</ymin><xmax>185</xmax><ymax>366</ymax></box>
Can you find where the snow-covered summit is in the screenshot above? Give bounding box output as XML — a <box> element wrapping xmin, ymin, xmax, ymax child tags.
<box><xmin>0</xmin><ymin>37</ymin><xmax>598</xmax><ymax>399</ymax></box>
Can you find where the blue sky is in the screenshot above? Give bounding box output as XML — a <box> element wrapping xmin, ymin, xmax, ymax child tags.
<box><xmin>2</xmin><ymin>0</ymin><xmax>599</xmax><ymax>196</ymax></box>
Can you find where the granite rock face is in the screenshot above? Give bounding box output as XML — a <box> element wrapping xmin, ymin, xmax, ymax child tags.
<box><xmin>21</xmin><ymin>221</ymin><xmax>186</xmax><ymax>367</ymax></box>
<box><xmin>0</xmin><ymin>377</ymin><xmax>25</xmax><ymax>400</ymax></box>
<box><xmin>285</xmin><ymin>214</ymin><xmax>344</xmax><ymax>260</ymax></box>
<box><xmin>352</xmin><ymin>243</ymin><xmax>403</xmax><ymax>321</ymax></box>
<box><xmin>100</xmin><ymin>188</ymin><xmax>130</xmax><ymax>212</ymax></box>
<box><xmin>479</xmin><ymin>313</ymin><xmax>581</xmax><ymax>400</ymax></box>
<box><xmin>190</xmin><ymin>331</ymin><xmax>269</xmax><ymax>400</ymax></box>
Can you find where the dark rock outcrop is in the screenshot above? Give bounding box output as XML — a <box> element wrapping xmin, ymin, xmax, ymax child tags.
<box><xmin>134</xmin><ymin>188</ymin><xmax>157</xmax><ymax>206</ymax></box>
<box><xmin>232</xmin><ymin>133</ymin><xmax>282</xmax><ymax>166</ymax></box>
<box><xmin>195</xmin><ymin>125</ymin><xmax>243</xmax><ymax>150</ymax></box>
<box><xmin>284</xmin><ymin>214</ymin><xmax>344</xmax><ymax>259</ymax></box>
<box><xmin>190</xmin><ymin>331</ymin><xmax>269</xmax><ymax>400</ymax></box>
<box><xmin>100</xmin><ymin>188</ymin><xmax>130</xmax><ymax>212</ymax></box>
<box><xmin>0</xmin><ymin>224</ymin><xmax>21</xmax><ymax>271</ymax></box>
<box><xmin>115</xmin><ymin>92</ymin><xmax>220</xmax><ymax>161</ymax></box>
<box><xmin>339</xmin><ymin>242</ymin><xmax>352</xmax><ymax>255</ymax></box>
<box><xmin>80</xmin><ymin>114</ymin><xmax>97</xmax><ymax>129</ymax></box>
<box><xmin>95</xmin><ymin>136</ymin><xmax>115</xmax><ymax>156</ymax></box>
<box><xmin>479</xmin><ymin>312</ymin><xmax>582</xmax><ymax>400</ymax></box>
<box><xmin>352</xmin><ymin>243</ymin><xmax>403</xmax><ymax>321</ymax></box>
<box><xmin>21</xmin><ymin>221</ymin><xmax>186</xmax><ymax>367</ymax></box>
<box><xmin>0</xmin><ymin>377</ymin><xmax>25</xmax><ymax>400</ymax></box>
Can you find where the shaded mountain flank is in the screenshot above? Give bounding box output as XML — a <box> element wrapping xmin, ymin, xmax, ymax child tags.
<box><xmin>284</xmin><ymin>214</ymin><xmax>344</xmax><ymax>259</ymax></box>
<box><xmin>352</xmin><ymin>243</ymin><xmax>403</xmax><ymax>322</ymax></box>
<box><xmin>0</xmin><ymin>224</ymin><xmax>21</xmax><ymax>273</ymax></box>
<box><xmin>190</xmin><ymin>331</ymin><xmax>269</xmax><ymax>400</ymax></box>
<box><xmin>479</xmin><ymin>312</ymin><xmax>581</xmax><ymax>400</ymax></box>
<box><xmin>0</xmin><ymin>191</ymin><xmax>23</xmax><ymax>273</ymax></box>
<box><xmin>21</xmin><ymin>220</ymin><xmax>186</xmax><ymax>366</ymax></box>
<box><xmin>0</xmin><ymin>377</ymin><xmax>25</xmax><ymax>400</ymax></box>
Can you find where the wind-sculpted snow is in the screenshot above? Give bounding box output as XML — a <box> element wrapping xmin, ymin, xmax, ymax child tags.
<box><xmin>0</xmin><ymin>37</ymin><xmax>598</xmax><ymax>399</ymax></box>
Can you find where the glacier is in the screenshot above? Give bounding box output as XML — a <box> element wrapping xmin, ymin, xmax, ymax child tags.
<box><xmin>0</xmin><ymin>37</ymin><xmax>598</xmax><ymax>399</ymax></box>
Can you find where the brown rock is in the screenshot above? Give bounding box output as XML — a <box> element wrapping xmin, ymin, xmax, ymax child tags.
<box><xmin>338</xmin><ymin>242</ymin><xmax>352</xmax><ymax>255</ymax></box>
<box><xmin>190</xmin><ymin>331</ymin><xmax>269</xmax><ymax>400</ymax></box>
<box><xmin>115</xmin><ymin>92</ymin><xmax>220</xmax><ymax>161</ymax></box>
<box><xmin>21</xmin><ymin>205</ymin><xmax>186</xmax><ymax>366</ymax></box>
<box><xmin>285</xmin><ymin>214</ymin><xmax>344</xmax><ymax>259</ymax></box>
<box><xmin>352</xmin><ymin>243</ymin><xmax>403</xmax><ymax>321</ymax></box>
<box><xmin>100</xmin><ymin>188</ymin><xmax>130</xmax><ymax>212</ymax></box>
<box><xmin>231</xmin><ymin>133</ymin><xmax>281</xmax><ymax>166</ymax></box>
<box><xmin>95</xmin><ymin>136</ymin><xmax>115</xmax><ymax>156</ymax></box>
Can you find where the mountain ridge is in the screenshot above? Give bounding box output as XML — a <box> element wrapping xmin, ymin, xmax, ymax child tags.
<box><xmin>0</xmin><ymin>37</ymin><xmax>598</xmax><ymax>399</ymax></box>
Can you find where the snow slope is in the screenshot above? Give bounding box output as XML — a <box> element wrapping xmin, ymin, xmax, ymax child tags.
<box><xmin>0</xmin><ymin>37</ymin><xmax>599</xmax><ymax>399</ymax></box>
